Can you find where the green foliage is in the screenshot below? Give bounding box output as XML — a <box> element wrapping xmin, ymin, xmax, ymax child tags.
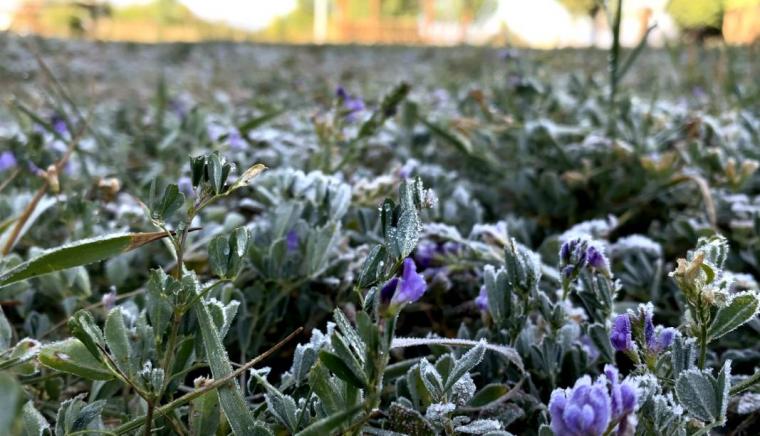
<box><xmin>668</xmin><ymin>0</ymin><xmax>724</xmax><ymax>30</ymax></box>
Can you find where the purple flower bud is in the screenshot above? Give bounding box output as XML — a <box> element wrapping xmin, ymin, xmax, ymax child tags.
<box><xmin>50</xmin><ymin>114</ymin><xmax>68</xmax><ymax>136</ymax></box>
<box><xmin>561</xmin><ymin>265</ymin><xmax>575</xmax><ymax>280</ymax></box>
<box><xmin>643</xmin><ymin>308</ymin><xmax>656</xmax><ymax>350</ymax></box>
<box><xmin>550</xmin><ymin>376</ymin><xmax>611</xmax><ymax>436</ymax></box>
<box><xmin>381</xmin><ymin>258</ymin><xmax>427</xmax><ymax>306</ymax></box>
<box><xmin>586</xmin><ymin>246</ymin><xmax>609</xmax><ymax>273</ymax></box>
<box><xmin>475</xmin><ymin>285</ymin><xmax>489</xmax><ymax>312</ymax></box>
<box><xmin>0</xmin><ymin>151</ymin><xmax>17</xmax><ymax>172</ymax></box>
<box><xmin>286</xmin><ymin>229</ymin><xmax>299</xmax><ymax>252</ymax></box>
<box><xmin>610</xmin><ymin>314</ymin><xmax>634</xmax><ymax>353</ymax></box>
<box><xmin>654</xmin><ymin>328</ymin><xmax>677</xmax><ymax>353</ymax></box>
<box><xmin>605</xmin><ymin>365</ymin><xmax>637</xmax><ymax>419</ymax></box>
<box><xmin>335</xmin><ymin>86</ymin><xmax>349</xmax><ymax>100</ymax></box>
<box><xmin>559</xmin><ymin>240</ymin><xmax>573</xmax><ymax>263</ymax></box>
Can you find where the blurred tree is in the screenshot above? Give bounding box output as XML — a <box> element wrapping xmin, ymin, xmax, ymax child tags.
<box><xmin>558</xmin><ymin>0</ymin><xmax>601</xmax><ymax>45</ymax></box>
<box><xmin>382</xmin><ymin>0</ymin><xmax>420</xmax><ymax>17</ymax></box>
<box><xmin>667</xmin><ymin>0</ymin><xmax>724</xmax><ymax>40</ymax></box>
<box><xmin>558</xmin><ymin>0</ymin><xmax>600</xmax><ymax>17</ymax></box>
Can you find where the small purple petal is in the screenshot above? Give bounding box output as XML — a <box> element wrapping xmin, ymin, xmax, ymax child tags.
<box><xmin>0</xmin><ymin>151</ymin><xmax>17</xmax><ymax>172</ymax></box>
<box><xmin>392</xmin><ymin>258</ymin><xmax>427</xmax><ymax>305</ymax></box>
<box><xmin>643</xmin><ymin>308</ymin><xmax>656</xmax><ymax>350</ymax></box>
<box><xmin>228</xmin><ymin>130</ymin><xmax>245</xmax><ymax>151</ymax></box>
<box><xmin>610</xmin><ymin>314</ymin><xmax>633</xmax><ymax>353</ymax></box>
<box><xmin>286</xmin><ymin>229</ymin><xmax>299</xmax><ymax>252</ymax></box>
<box><xmin>655</xmin><ymin>328</ymin><xmax>677</xmax><ymax>352</ymax></box>
<box><xmin>380</xmin><ymin>277</ymin><xmax>399</xmax><ymax>304</ymax></box>
<box><xmin>475</xmin><ymin>285</ymin><xmax>489</xmax><ymax>312</ymax></box>
<box><xmin>586</xmin><ymin>246</ymin><xmax>609</xmax><ymax>273</ymax></box>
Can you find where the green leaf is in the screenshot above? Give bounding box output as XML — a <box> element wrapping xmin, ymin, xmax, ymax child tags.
<box><xmin>104</xmin><ymin>308</ymin><xmax>133</xmax><ymax>376</ymax></box>
<box><xmin>68</xmin><ymin>310</ymin><xmax>105</xmax><ymax>361</ymax></box>
<box><xmin>294</xmin><ymin>401</ymin><xmax>364</xmax><ymax>436</ymax></box>
<box><xmin>308</xmin><ymin>362</ymin><xmax>343</xmax><ymax>415</ymax></box>
<box><xmin>0</xmin><ymin>372</ymin><xmax>21</xmax><ymax>435</ymax></box>
<box><xmin>0</xmin><ymin>307</ymin><xmax>11</xmax><ymax>352</ymax></box>
<box><xmin>675</xmin><ymin>369</ymin><xmax>719</xmax><ymax>423</ymax></box>
<box><xmin>357</xmin><ymin>244</ymin><xmax>385</xmax><ymax>288</ymax></box>
<box><xmin>152</xmin><ymin>183</ymin><xmax>185</xmax><ymax>221</ymax></box>
<box><xmin>192</xmin><ymin>284</ymin><xmax>263</xmax><ymax>435</ymax></box>
<box><xmin>333</xmin><ymin>309</ymin><xmax>366</xmax><ymax>360</ymax></box>
<box><xmin>190</xmin><ymin>383</ymin><xmax>220</xmax><ymax>436</ymax></box>
<box><xmin>318</xmin><ymin>350</ymin><xmax>367</xmax><ymax>390</ymax></box>
<box><xmin>708</xmin><ymin>292</ymin><xmax>760</xmax><ymax>341</ymax></box>
<box><xmin>588</xmin><ymin>323</ymin><xmax>614</xmax><ymax>363</ymax></box>
<box><xmin>22</xmin><ymin>401</ymin><xmax>51</xmax><ymax>436</ymax></box>
<box><xmin>38</xmin><ymin>338</ymin><xmax>114</xmax><ymax>381</ymax></box>
<box><xmin>469</xmin><ymin>384</ymin><xmax>511</xmax><ymax>408</ymax></box>
<box><xmin>715</xmin><ymin>360</ymin><xmax>731</xmax><ymax>422</ymax></box>
<box><xmin>444</xmin><ymin>341</ymin><xmax>485</xmax><ymax>393</ymax></box>
<box><xmin>0</xmin><ymin>232</ymin><xmax>174</xmax><ymax>287</ymax></box>
<box><xmin>418</xmin><ymin>359</ymin><xmax>445</xmax><ymax>400</ymax></box>
<box><xmin>391</xmin><ymin>337</ymin><xmax>524</xmax><ymax>372</ymax></box>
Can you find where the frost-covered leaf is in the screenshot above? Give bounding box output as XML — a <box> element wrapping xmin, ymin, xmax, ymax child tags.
<box><xmin>22</xmin><ymin>401</ymin><xmax>51</xmax><ymax>436</ymax></box>
<box><xmin>419</xmin><ymin>358</ymin><xmax>445</xmax><ymax>400</ymax></box>
<box><xmin>38</xmin><ymin>338</ymin><xmax>114</xmax><ymax>380</ymax></box>
<box><xmin>444</xmin><ymin>341</ymin><xmax>485</xmax><ymax>393</ymax></box>
<box><xmin>391</xmin><ymin>337</ymin><xmax>523</xmax><ymax>372</ymax></box>
<box><xmin>708</xmin><ymin>291</ymin><xmax>760</xmax><ymax>341</ymax></box>
<box><xmin>454</xmin><ymin>419</ymin><xmax>503</xmax><ymax>434</ymax></box>
<box><xmin>0</xmin><ymin>373</ymin><xmax>21</xmax><ymax>435</ymax></box>
<box><xmin>0</xmin><ymin>232</ymin><xmax>174</xmax><ymax>287</ymax></box>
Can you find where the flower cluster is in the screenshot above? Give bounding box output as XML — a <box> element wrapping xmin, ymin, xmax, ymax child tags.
<box><xmin>549</xmin><ymin>365</ymin><xmax>637</xmax><ymax>436</ymax></box>
<box><xmin>559</xmin><ymin>237</ymin><xmax>611</xmax><ymax>282</ymax></box>
<box><xmin>610</xmin><ymin>303</ymin><xmax>677</xmax><ymax>366</ymax></box>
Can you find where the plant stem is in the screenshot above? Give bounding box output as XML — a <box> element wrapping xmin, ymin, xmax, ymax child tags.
<box><xmin>112</xmin><ymin>327</ymin><xmax>303</xmax><ymax>435</ymax></box>
<box><xmin>143</xmin><ymin>401</ymin><xmax>154</xmax><ymax>436</ymax></box>
<box><xmin>731</xmin><ymin>369</ymin><xmax>760</xmax><ymax>395</ymax></box>
<box><xmin>2</xmin><ymin>121</ymin><xmax>84</xmax><ymax>255</ymax></box>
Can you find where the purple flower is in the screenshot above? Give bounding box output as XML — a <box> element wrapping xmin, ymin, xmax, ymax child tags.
<box><xmin>550</xmin><ymin>376</ymin><xmax>611</xmax><ymax>436</ymax></box>
<box><xmin>0</xmin><ymin>151</ymin><xmax>17</xmax><ymax>172</ymax></box>
<box><xmin>286</xmin><ymin>229</ymin><xmax>299</xmax><ymax>252</ymax></box>
<box><xmin>475</xmin><ymin>285</ymin><xmax>489</xmax><ymax>312</ymax></box>
<box><xmin>610</xmin><ymin>314</ymin><xmax>634</xmax><ymax>353</ymax></box>
<box><xmin>652</xmin><ymin>327</ymin><xmax>677</xmax><ymax>353</ymax></box>
<box><xmin>50</xmin><ymin>114</ymin><xmax>68</xmax><ymax>136</ymax></box>
<box><xmin>643</xmin><ymin>309</ymin><xmax>655</xmax><ymax>350</ymax></box>
<box><xmin>336</xmin><ymin>86</ymin><xmax>364</xmax><ymax>122</ymax></box>
<box><xmin>559</xmin><ymin>240</ymin><xmax>573</xmax><ymax>263</ymax></box>
<box><xmin>414</xmin><ymin>240</ymin><xmax>438</xmax><ymax>270</ymax></box>
<box><xmin>381</xmin><ymin>258</ymin><xmax>427</xmax><ymax>306</ymax></box>
<box><xmin>586</xmin><ymin>246</ymin><xmax>610</xmax><ymax>275</ymax></box>
<box><xmin>550</xmin><ymin>366</ymin><xmax>638</xmax><ymax>436</ymax></box>
<box><xmin>605</xmin><ymin>366</ymin><xmax>636</xmax><ymax>418</ymax></box>
<box><xmin>228</xmin><ymin>129</ymin><xmax>245</xmax><ymax>151</ymax></box>
<box><xmin>178</xmin><ymin>176</ymin><xmax>194</xmax><ymax>198</ymax></box>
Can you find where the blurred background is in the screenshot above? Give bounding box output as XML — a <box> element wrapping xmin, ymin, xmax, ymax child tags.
<box><xmin>0</xmin><ymin>0</ymin><xmax>758</xmax><ymax>47</ymax></box>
